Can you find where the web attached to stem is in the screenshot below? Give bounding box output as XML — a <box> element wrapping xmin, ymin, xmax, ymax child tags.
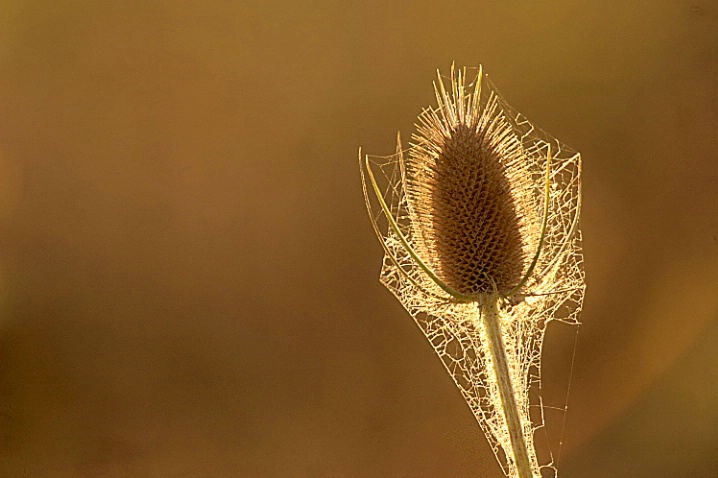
<box><xmin>360</xmin><ymin>68</ymin><xmax>585</xmax><ymax>478</ymax></box>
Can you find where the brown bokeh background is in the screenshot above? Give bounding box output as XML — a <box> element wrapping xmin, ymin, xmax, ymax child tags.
<box><xmin>1</xmin><ymin>1</ymin><xmax>716</xmax><ymax>477</ymax></box>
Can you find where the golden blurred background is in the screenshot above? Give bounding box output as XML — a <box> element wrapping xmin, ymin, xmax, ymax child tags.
<box><xmin>0</xmin><ymin>1</ymin><xmax>716</xmax><ymax>477</ymax></box>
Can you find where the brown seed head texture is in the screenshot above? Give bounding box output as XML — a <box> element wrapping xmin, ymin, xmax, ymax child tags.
<box><xmin>405</xmin><ymin>68</ymin><xmax>536</xmax><ymax>296</ymax></box>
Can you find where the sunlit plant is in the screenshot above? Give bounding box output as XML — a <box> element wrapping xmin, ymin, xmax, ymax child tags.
<box><xmin>360</xmin><ymin>65</ymin><xmax>585</xmax><ymax>478</ymax></box>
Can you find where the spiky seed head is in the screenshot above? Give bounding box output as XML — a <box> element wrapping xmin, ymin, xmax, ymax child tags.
<box><xmin>405</xmin><ymin>66</ymin><xmax>534</xmax><ymax>296</ymax></box>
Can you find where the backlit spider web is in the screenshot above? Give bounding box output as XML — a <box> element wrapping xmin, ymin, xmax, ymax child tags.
<box><xmin>360</xmin><ymin>69</ymin><xmax>585</xmax><ymax>478</ymax></box>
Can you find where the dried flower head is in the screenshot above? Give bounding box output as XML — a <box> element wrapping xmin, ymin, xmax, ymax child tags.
<box><xmin>360</xmin><ymin>65</ymin><xmax>585</xmax><ymax>478</ymax></box>
<box><xmin>407</xmin><ymin>67</ymin><xmax>536</xmax><ymax>296</ymax></box>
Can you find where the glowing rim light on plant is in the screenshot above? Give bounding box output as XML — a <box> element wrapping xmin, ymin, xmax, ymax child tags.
<box><xmin>360</xmin><ymin>65</ymin><xmax>585</xmax><ymax>478</ymax></box>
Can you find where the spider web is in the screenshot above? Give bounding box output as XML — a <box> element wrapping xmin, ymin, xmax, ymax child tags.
<box><xmin>360</xmin><ymin>69</ymin><xmax>585</xmax><ymax>478</ymax></box>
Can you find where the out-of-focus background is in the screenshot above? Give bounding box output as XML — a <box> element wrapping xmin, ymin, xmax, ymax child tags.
<box><xmin>0</xmin><ymin>1</ymin><xmax>716</xmax><ymax>477</ymax></box>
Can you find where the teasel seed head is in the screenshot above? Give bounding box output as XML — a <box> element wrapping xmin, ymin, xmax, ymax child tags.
<box><xmin>405</xmin><ymin>66</ymin><xmax>536</xmax><ymax>297</ymax></box>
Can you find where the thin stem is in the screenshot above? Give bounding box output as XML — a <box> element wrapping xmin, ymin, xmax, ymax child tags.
<box><xmin>481</xmin><ymin>296</ymin><xmax>536</xmax><ymax>478</ymax></box>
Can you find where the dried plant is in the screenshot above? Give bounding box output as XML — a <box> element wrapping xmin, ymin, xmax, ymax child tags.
<box><xmin>360</xmin><ymin>65</ymin><xmax>585</xmax><ymax>478</ymax></box>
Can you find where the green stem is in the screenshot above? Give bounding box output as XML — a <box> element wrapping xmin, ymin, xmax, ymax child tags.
<box><xmin>481</xmin><ymin>296</ymin><xmax>535</xmax><ymax>478</ymax></box>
